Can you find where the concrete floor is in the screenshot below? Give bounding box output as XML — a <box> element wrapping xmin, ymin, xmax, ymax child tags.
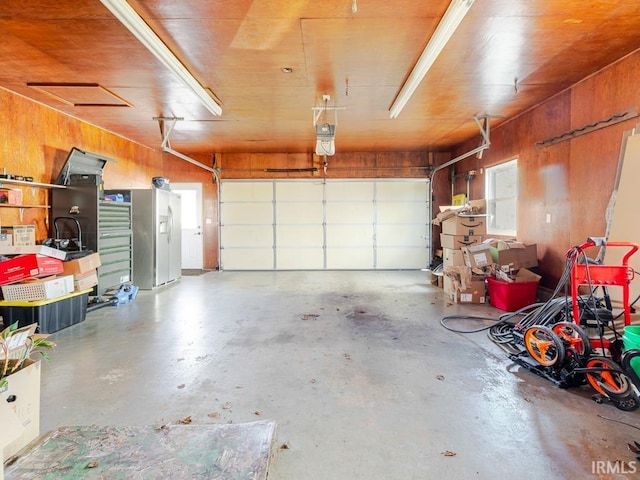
<box><xmin>39</xmin><ymin>271</ymin><xmax>640</xmax><ymax>479</ymax></box>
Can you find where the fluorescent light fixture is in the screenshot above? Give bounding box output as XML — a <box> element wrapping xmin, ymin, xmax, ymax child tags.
<box><xmin>100</xmin><ymin>0</ymin><xmax>222</xmax><ymax>116</ymax></box>
<box><xmin>389</xmin><ymin>0</ymin><xmax>474</xmax><ymax>119</ymax></box>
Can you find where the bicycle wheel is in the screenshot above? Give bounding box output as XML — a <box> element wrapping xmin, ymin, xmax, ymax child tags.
<box><xmin>524</xmin><ymin>325</ymin><xmax>565</xmax><ymax>367</ymax></box>
<box><xmin>552</xmin><ymin>322</ymin><xmax>592</xmax><ymax>358</ymax></box>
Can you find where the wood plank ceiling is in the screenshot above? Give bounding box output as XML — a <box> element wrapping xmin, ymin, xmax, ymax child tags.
<box><xmin>1</xmin><ymin>0</ymin><xmax>640</xmax><ymax>156</ymax></box>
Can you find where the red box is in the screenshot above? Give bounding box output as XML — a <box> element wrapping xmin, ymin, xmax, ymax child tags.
<box><xmin>487</xmin><ymin>276</ymin><xmax>538</xmax><ymax>311</ymax></box>
<box><xmin>0</xmin><ymin>254</ymin><xmax>64</xmax><ymax>286</ymax></box>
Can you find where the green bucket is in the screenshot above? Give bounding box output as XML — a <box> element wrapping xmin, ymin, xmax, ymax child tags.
<box><xmin>623</xmin><ymin>326</ymin><xmax>640</xmax><ymax>377</ymax></box>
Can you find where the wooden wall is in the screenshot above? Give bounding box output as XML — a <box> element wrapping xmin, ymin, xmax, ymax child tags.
<box><xmin>0</xmin><ymin>87</ymin><xmax>443</xmax><ymax>270</ymax></box>
<box><xmin>12</xmin><ymin>45</ymin><xmax>640</xmax><ymax>281</ymax></box>
<box><xmin>5</xmin><ymin>39</ymin><xmax>640</xmax><ymax>281</ymax></box>
<box><xmin>219</xmin><ymin>151</ymin><xmax>445</xmax><ymax>179</ymax></box>
<box><xmin>444</xmin><ymin>49</ymin><xmax>640</xmax><ymax>287</ymax></box>
<box><xmin>0</xmin><ymin>87</ymin><xmax>217</xmax><ymax>268</ymax></box>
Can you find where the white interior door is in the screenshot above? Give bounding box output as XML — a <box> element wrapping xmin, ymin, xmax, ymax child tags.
<box><xmin>173</xmin><ymin>183</ymin><xmax>203</xmax><ymax>270</ymax></box>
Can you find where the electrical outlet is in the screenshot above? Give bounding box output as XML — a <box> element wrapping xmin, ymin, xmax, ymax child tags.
<box><xmin>546</xmin><ymin>213</ymin><xmax>551</xmax><ymax>223</ymax></box>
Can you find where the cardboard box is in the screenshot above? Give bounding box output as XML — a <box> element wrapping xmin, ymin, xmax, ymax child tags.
<box><xmin>443</xmin><ymin>248</ymin><xmax>465</xmax><ymax>267</ymax></box>
<box><xmin>1</xmin><ymin>275</ymin><xmax>75</xmax><ymax>301</ymax></box>
<box><xmin>0</xmin><ymin>189</ymin><xmax>22</xmax><ymax>205</ymax></box>
<box><xmin>1</xmin><ymin>395</ymin><xmax>23</xmax><ymax>479</ymax></box>
<box><xmin>440</xmin><ymin>234</ymin><xmax>482</xmax><ymax>250</ymax></box>
<box><xmin>496</xmin><ymin>267</ymin><xmax>542</xmax><ymax>283</ymax></box>
<box><xmin>445</xmin><ymin>276</ymin><xmax>486</xmax><ymax>304</ymax></box>
<box><xmin>430</xmin><ymin>271</ymin><xmax>443</xmax><ymax>288</ymax></box>
<box><xmin>0</xmin><ymin>325</ymin><xmax>37</xmax><ymax>361</ymax></box>
<box><xmin>490</xmin><ymin>242</ymin><xmax>538</xmax><ymax>269</ymax></box>
<box><xmin>442</xmin><ymin>214</ymin><xmax>487</xmax><ymax>236</ymax></box>
<box><xmin>432</xmin><ymin>199</ymin><xmax>486</xmax><ymax>226</ymax></box>
<box><xmin>0</xmin><ymin>245</ymin><xmax>66</xmax><ymax>260</ymax></box>
<box><xmin>0</xmin><ymin>231</ymin><xmax>11</xmax><ymax>247</ymax></box>
<box><xmin>61</xmin><ymin>252</ymin><xmax>101</xmax><ymax>275</ymax></box>
<box><xmin>0</xmin><ymin>255</ymin><xmax>64</xmax><ymax>287</ymax></box>
<box><xmin>462</xmin><ymin>244</ymin><xmax>494</xmax><ymax>269</ymax></box>
<box><xmin>73</xmin><ymin>269</ymin><xmax>98</xmax><ymax>291</ymax></box>
<box><xmin>1</xmin><ymin>359</ymin><xmax>41</xmax><ymax>460</ymax></box>
<box><xmin>443</xmin><ymin>265</ymin><xmax>472</xmax><ymax>294</ymax></box>
<box><xmin>3</xmin><ymin>226</ymin><xmax>35</xmax><ymax>246</ymax></box>
<box><xmin>443</xmin><ymin>274</ymin><xmax>456</xmax><ymax>295</ymax></box>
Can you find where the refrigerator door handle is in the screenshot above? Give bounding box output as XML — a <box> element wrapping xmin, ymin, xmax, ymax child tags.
<box><xmin>167</xmin><ymin>205</ymin><xmax>173</xmax><ymax>243</ymax></box>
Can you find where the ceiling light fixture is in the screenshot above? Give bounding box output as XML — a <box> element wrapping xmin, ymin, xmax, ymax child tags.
<box><xmin>389</xmin><ymin>0</ymin><xmax>474</xmax><ymax>119</ymax></box>
<box><xmin>100</xmin><ymin>0</ymin><xmax>222</xmax><ymax>116</ymax></box>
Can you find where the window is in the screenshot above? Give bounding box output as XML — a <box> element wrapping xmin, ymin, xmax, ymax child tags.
<box><xmin>485</xmin><ymin>159</ymin><xmax>517</xmax><ymax>236</ymax></box>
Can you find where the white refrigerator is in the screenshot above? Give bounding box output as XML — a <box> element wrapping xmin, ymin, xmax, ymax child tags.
<box><xmin>131</xmin><ymin>188</ymin><xmax>182</xmax><ymax>289</ymax></box>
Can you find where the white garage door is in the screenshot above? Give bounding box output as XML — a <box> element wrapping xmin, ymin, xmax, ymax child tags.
<box><xmin>220</xmin><ymin>179</ymin><xmax>429</xmax><ymax>270</ymax></box>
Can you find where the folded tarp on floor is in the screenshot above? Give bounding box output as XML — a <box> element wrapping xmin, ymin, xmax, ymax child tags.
<box><xmin>5</xmin><ymin>421</ymin><xmax>276</xmax><ymax>479</ymax></box>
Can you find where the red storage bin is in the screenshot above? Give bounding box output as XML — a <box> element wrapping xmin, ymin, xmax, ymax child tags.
<box><xmin>487</xmin><ymin>277</ymin><xmax>538</xmax><ymax>311</ymax></box>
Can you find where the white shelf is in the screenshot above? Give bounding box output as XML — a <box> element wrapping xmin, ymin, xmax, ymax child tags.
<box><xmin>0</xmin><ymin>178</ymin><xmax>65</xmax><ymax>189</ymax></box>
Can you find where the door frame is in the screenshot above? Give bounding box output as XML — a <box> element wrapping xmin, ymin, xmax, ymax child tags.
<box><xmin>172</xmin><ymin>182</ymin><xmax>204</xmax><ymax>270</ymax></box>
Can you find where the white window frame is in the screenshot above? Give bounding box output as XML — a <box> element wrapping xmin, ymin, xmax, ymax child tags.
<box><xmin>485</xmin><ymin>159</ymin><xmax>518</xmax><ymax>236</ymax></box>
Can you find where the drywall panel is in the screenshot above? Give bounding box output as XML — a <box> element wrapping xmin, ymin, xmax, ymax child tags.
<box><xmin>606</xmin><ymin>131</ymin><xmax>640</xmax><ymax>310</ymax></box>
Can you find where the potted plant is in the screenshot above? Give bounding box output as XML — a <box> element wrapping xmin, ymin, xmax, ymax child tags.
<box><xmin>1</xmin><ymin>323</ymin><xmax>55</xmax><ymax>386</ymax></box>
<box><xmin>0</xmin><ymin>322</ymin><xmax>56</xmax><ymax>462</ymax></box>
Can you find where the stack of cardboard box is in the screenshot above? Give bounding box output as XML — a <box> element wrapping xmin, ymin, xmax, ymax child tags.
<box><xmin>61</xmin><ymin>252</ymin><xmax>101</xmax><ymax>292</ymax></box>
<box><xmin>0</xmin><ymin>246</ymin><xmax>100</xmax><ymax>302</ymax></box>
<box><xmin>440</xmin><ymin>213</ymin><xmax>489</xmax><ymax>304</ymax></box>
<box><xmin>0</xmin><ymin>245</ymin><xmax>73</xmax><ymax>301</ymax></box>
<box><xmin>437</xmin><ymin>205</ymin><xmax>539</xmax><ymax>306</ymax></box>
<box><xmin>1</xmin><ymin>225</ymin><xmax>36</xmax><ymax>247</ymax></box>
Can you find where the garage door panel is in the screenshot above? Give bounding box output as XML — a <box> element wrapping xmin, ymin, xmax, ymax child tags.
<box><xmin>325</xmin><ymin>202</ymin><xmax>374</xmax><ymax>224</ymax></box>
<box><xmin>377</xmin><ymin>247</ymin><xmax>427</xmax><ymax>269</ymax></box>
<box><xmin>276</xmin><ymin>225</ymin><xmax>324</xmax><ymax>247</ymax></box>
<box><xmin>276</xmin><ymin>182</ymin><xmax>324</xmax><ymax>201</ymax></box>
<box><xmin>221</xmin><ymin>203</ymin><xmax>273</xmax><ymax>224</ymax></box>
<box><xmin>377</xmin><ymin>181</ymin><xmax>427</xmax><ymax>201</ymax></box>
<box><xmin>221</xmin><ymin>225</ymin><xmax>273</xmax><ymax>247</ymax></box>
<box><xmin>325</xmin><ymin>182</ymin><xmax>374</xmax><ymax>201</ymax></box>
<box><xmin>377</xmin><ymin>224</ymin><xmax>428</xmax><ymax>247</ymax></box>
<box><xmin>326</xmin><ymin>225</ymin><xmax>373</xmax><ymax>247</ymax></box>
<box><xmin>221</xmin><ymin>248</ymin><xmax>274</xmax><ymax>270</ymax></box>
<box><xmin>326</xmin><ymin>248</ymin><xmax>374</xmax><ymax>269</ymax></box>
<box><xmin>377</xmin><ymin>202</ymin><xmax>427</xmax><ymax>223</ymax></box>
<box><xmin>276</xmin><ymin>248</ymin><xmax>324</xmax><ymax>269</ymax></box>
<box><xmin>276</xmin><ymin>202</ymin><xmax>323</xmax><ymax>223</ymax></box>
<box><xmin>222</xmin><ymin>182</ymin><xmax>273</xmax><ymax>201</ymax></box>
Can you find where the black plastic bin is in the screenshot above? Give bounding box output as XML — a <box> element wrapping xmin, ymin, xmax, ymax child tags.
<box><xmin>0</xmin><ymin>290</ymin><xmax>89</xmax><ymax>333</ymax></box>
